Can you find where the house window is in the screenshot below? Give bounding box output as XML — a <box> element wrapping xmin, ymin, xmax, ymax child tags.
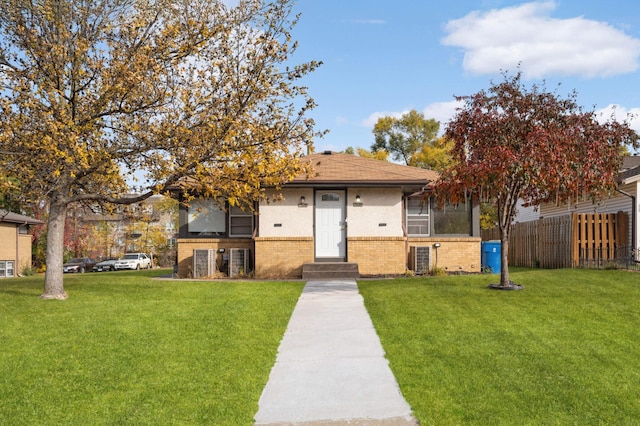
<box><xmin>406</xmin><ymin>197</ymin><xmax>430</xmax><ymax>236</ymax></box>
<box><xmin>229</xmin><ymin>206</ymin><xmax>253</xmax><ymax>237</ymax></box>
<box><xmin>185</xmin><ymin>198</ymin><xmax>253</xmax><ymax>238</ymax></box>
<box><xmin>0</xmin><ymin>261</ymin><xmax>14</xmax><ymax>278</ymax></box>
<box><xmin>188</xmin><ymin>199</ymin><xmax>226</xmax><ymax>234</ymax></box>
<box><xmin>433</xmin><ymin>200</ymin><xmax>471</xmax><ymax>235</ymax></box>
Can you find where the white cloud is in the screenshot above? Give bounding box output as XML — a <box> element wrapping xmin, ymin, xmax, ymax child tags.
<box><xmin>442</xmin><ymin>1</ymin><xmax>640</xmax><ymax>78</ymax></box>
<box><xmin>361</xmin><ymin>110</ymin><xmax>409</xmax><ymax>128</ymax></box>
<box><xmin>422</xmin><ymin>100</ymin><xmax>464</xmax><ymax>130</ymax></box>
<box><xmin>359</xmin><ymin>101</ymin><xmax>463</xmax><ymax>136</ymax></box>
<box><xmin>595</xmin><ymin>104</ymin><xmax>640</xmax><ymax>133</ymax></box>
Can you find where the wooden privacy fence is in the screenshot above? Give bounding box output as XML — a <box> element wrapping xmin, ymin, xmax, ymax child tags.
<box><xmin>481</xmin><ymin>212</ymin><xmax>629</xmax><ymax>268</ymax></box>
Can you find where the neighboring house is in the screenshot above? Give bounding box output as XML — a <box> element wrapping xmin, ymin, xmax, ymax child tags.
<box><xmin>71</xmin><ymin>194</ymin><xmax>178</xmax><ymax>266</ymax></box>
<box><xmin>0</xmin><ymin>210</ymin><xmax>43</xmax><ymax>277</ymax></box>
<box><xmin>514</xmin><ymin>201</ymin><xmax>541</xmax><ymax>223</ymax></box>
<box><xmin>176</xmin><ymin>151</ymin><xmax>481</xmax><ymax>279</ymax></box>
<box><xmin>532</xmin><ymin>156</ymin><xmax>640</xmax><ymax>257</ymax></box>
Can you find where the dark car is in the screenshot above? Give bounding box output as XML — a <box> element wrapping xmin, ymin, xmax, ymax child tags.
<box><xmin>93</xmin><ymin>259</ymin><xmax>117</xmax><ymax>272</ymax></box>
<box><xmin>63</xmin><ymin>257</ymin><xmax>98</xmax><ymax>273</ymax></box>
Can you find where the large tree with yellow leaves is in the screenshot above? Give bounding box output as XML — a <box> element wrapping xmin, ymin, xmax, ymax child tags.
<box><xmin>0</xmin><ymin>0</ymin><xmax>320</xmax><ymax>299</ymax></box>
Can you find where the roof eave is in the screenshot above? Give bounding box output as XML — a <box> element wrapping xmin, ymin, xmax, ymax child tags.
<box><xmin>0</xmin><ymin>213</ymin><xmax>44</xmax><ymax>225</ymax></box>
<box><xmin>285</xmin><ymin>179</ymin><xmax>433</xmax><ymax>187</ymax></box>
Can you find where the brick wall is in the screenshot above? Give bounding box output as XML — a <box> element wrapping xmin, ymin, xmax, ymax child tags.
<box><xmin>0</xmin><ymin>224</ymin><xmax>34</xmax><ymax>275</ymax></box>
<box><xmin>176</xmin><ymin>238</ymin><xmax>254</xmax><ymax>278</ymax></box>
<box><xmin>177</xmin><ymin>236</ymin><xmax>481</xmax><ymax>278</ymax></box>
<box><xmin>348</xmin><ymin>237</ymin><xmax>480</xmax><ymax>275</ymax></box>
<box><xmin>255</xmin><ymin>237</ymin><xmax>314</xmax><ymax>279</ymax></box>
<box><xmin>18</xmin><ymin>234</ymin><xmax>33</xmax><ymax>272</ymax></box>
<box><xmin>0</xmin><ymin>224</ymin><xmax>16</xmax><ymax>261</ymax></box>
<box><xmin>347</xmin><ymin>237</ymin><xmax>406</xmax><ymax>276</ymax></box>
<box><xmin>408</xmin><ymin>237</ymin><xmax>481</xmax><ymax>273</ymax></box>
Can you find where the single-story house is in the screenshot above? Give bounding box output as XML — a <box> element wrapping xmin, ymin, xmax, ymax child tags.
<box><xmin>0</xmin><ymin>210</ymin><xmax>43</xmax><ymax>278</ymax></box>
<box><xmin>176</xmin><ymin>151</ymin><xmax>481</xmax><ymax>279</ymax></box>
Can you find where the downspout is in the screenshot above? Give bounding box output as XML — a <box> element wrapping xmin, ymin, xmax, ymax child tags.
<box><xmin>16</xmin><ymin>221</ymin><xmax>27</xmax><ymax>276</ymax></box>
<box><xmin>402</xmin><ymin>196</ymin><xmax>409</xmax><ymax>272</ymax></box>
<box><xmin>616</xmin><ymin>189</ymin><xmax>636</xmax><ymax>255</ymax></box>
<box><xmin>16</xmin><ymin>226</ymin><xmax>19</xmax><ymax>275</ymax></box>
<box><xmin>402</xmin><ymin>222</ymin><xmax>409</xmax><ymax>272</ymax></box>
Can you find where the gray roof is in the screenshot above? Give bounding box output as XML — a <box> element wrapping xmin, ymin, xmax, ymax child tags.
<box><xmin>622</xmin><ymin>156</ymin><xmax>640</xmax><ymax>171</ymax></box>
<box><xmin>0</xmin><ymin>210</ymin><xmax>44</xmax><ymax>225</ymax></box>
<box><xmin>620</xmin><ymin>156</ymin><xmax>640</xmax><ymax>183</ymax></box>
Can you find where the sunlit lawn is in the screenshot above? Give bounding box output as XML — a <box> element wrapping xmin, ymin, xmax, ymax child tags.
<box><xmin>0</xmin><ymin>270</ymin><xmax>304</xmax><ymax>425</ymax></box>
<box><xmin>359</xmin><ymin>269</ymin><xmax>640</xmax><ymax>425</ymax></box>
<box><xmin>4</xmin><ymin>267</ymin><xmax>639</xmax><ymax>425</ymax></box>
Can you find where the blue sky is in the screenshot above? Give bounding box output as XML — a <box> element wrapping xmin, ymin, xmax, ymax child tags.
<box><xmin>288</xmin><ymin>1</ymin><xmax>640</xmax><ymax>153</ymax></box>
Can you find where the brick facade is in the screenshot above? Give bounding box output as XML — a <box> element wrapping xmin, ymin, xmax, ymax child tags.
<box><xmin>348</xmin><ymin>236</ymin><xmax>481</xmax><ymax>276</ymax></box>
<box><xmin>0</xmin><ymin>223</ymin><xmax>35</xmax><ymax>275</ymax></box>
<box><xmin>347</xmin><ymin>237</ymin><xmax>407</xmax><ymax>276</ymax></box>
<box><xmin>176</xmin><ymin>238</ymin><xmax>253</xmax><ymax>278</ymax></box>
<box><xmin>408</xmin><ymin>237</ymin><xmax>481</xmax><ymax>273</ymax></box>
<box><xmin>0</xmin><ymin>224</ymin><xmax>16</xmax><ymax>261</ymax></box>
<box><xmin>254</xmin><ymin>237</ymin><xmax>314</xmax><ymax>279</ymax></box>
<box><xmin>176</xmin><ymin>236</ymin><xmax>481</xmax><ymax>278</ymax></box>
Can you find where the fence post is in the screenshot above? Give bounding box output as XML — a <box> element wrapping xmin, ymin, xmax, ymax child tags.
<box><xmin>571</xmin><ymin>213</ymin><xmax>578</xmax><ymax>267</ymax></box>
<box><xmin>617</xmin><ymin>211</ymin><xmax>629</xmax><ymax>248</ymax></box>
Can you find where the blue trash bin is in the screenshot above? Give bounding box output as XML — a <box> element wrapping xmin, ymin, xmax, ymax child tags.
<box><xmin>481</xmin><ymin>241</ymin><xmax>501</xmax><ymax>274</ymax></box>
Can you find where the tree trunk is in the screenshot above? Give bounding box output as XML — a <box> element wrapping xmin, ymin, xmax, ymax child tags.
<box><xmin>500</xmin><ymin>227</ymin><xmax>511</xmax><ymax>287</ymax></box>
<box><xmin>41</xmin><ymin>201</ymin><xmax>68</xmax><ymax>300</ymax></box>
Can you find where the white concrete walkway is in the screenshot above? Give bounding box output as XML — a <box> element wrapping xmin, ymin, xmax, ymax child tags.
<box><xmin>254</xmin><ymin>280</ymin><xmax>416</xmax><ymax>425</ymax></box>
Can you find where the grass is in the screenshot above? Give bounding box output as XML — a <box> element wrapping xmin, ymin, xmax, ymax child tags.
<box><xmin>359</xmin><ymin>269</ymin><xmax>640</xmax><ymax>425</ymax></box>
<box><xmin>4</xmin><ymin>268</ymin><xmax>639</xmax><ymax>425</ymax></box>
<box><xmin>0</xmin><ymin>270</ymin><xmax>304</xmax><ymax>425</ymax></box>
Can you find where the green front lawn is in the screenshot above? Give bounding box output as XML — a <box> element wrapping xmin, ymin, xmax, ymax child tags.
<box><xmin>0</xmin><ymin>270</ymin><xmax>304</xmax><ymax>425</ymax></box>
<box><xmin>3</xmin><ymin>268</ymin><xmax>639</xmax><ymax>425</ymax></box>
<box><xmin>359</xmin><ymin>269</ymin><xmax>640</xmax><ymax>425</ymax></box>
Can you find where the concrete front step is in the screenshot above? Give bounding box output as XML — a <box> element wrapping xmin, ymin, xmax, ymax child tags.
<box><xmin>302</xmin><ymin>262</ymin><xmax>359</xmax><ymax>280</ymax></box>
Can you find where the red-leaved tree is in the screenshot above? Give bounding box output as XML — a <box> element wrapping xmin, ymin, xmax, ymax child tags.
<box><xmin>437</xmin><ymin>72</ymin><xmax>638</xmax><ymax>288</ymax></box>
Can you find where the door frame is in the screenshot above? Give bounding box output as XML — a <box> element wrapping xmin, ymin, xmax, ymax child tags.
<box><xmin>314</xmin><ymin>189</ymin><xmax>347</xmax><ymax>262</ymax></box>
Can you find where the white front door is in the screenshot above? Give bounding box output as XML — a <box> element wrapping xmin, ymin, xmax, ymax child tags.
<box><xmin>315</xmin><ymin>190</ymin><xmax>346</xmax><ymax>260</ymax></box>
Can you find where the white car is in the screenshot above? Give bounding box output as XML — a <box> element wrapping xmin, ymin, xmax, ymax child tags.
<box><xmin>114</xmin><ymin>253</ymin><xmax>152</xmax><ymax>270</ymax></box>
